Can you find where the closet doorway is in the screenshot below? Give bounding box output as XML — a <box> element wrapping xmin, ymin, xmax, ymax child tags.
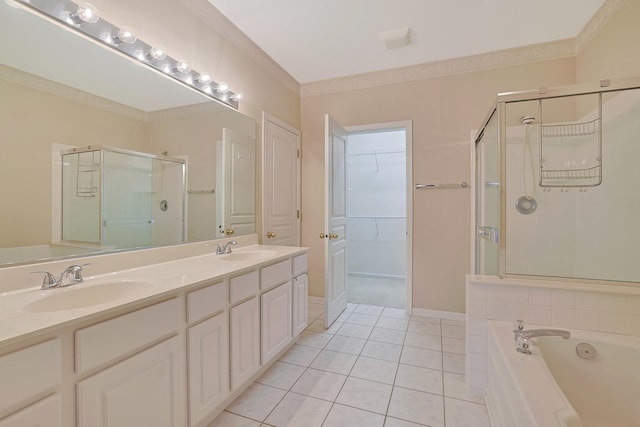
<box><xmin>345</xmin><ymin>122</ymin><xmax>412</xmax><ymax>309</ymax></box>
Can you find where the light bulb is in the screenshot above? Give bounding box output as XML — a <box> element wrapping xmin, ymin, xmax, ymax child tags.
<box><xmin>113</xmin><ymin>26</ymin><xmax>137</xmax><ymax>44</ymax></box>
<box><xmin>76</xmin><ymin>2</ymin><xmax>99</xmax><ymax>23</ymax></box>
<box><xmin>216</xmin><ymin>81</ymin><xmax>229</xmax><ymax>93</ymax></box>
<box><xmin>230</xmin><ymin>91</ymin><xmax>244</xmax><ymax>101</ymax></box>
<box><xmin>175</xmin><ymin>60</ymin><xmax>191</xmax><ymax>74</ymax></box>
<box><xmin>147</xmin><ymin>45</ymin><xmax>167</xmax><ymax>61</ymax></box>
<box><xmin>197</xmin><ymin>72</ymin><xmax>212</xmax><ymax>85</ymax></box>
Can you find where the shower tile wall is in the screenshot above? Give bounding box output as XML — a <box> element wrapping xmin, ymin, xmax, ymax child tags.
<box><xmin>505</xmin><ymin>89</ymin><xmax>640</xmax><ymax>283</ymax></box>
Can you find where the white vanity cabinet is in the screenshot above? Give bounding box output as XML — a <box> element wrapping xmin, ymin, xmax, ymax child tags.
<box><xmin>261</xmin><ymin>281</ymin><xmax>293</xmax><ymax>362</ymax></box>
<box><xmin>230</xmin><ymin>296</ymin><xmax>260</xmax><ymax>390</ymax></box>
<box><xmin>186</xmin><ymin>282</ymin><xmax>229</xmax><ymax>427</ymax></box>
<box><xmin>0</xmin><ymin>339</ymin><xmax>61</xmax><ymax>426</ymax></box>
<box><xmin>292</xmin><ymin>273</ymin><xmax>309</xmax><ymax>335</ymax></box>
<box><xmin>75</xmin><ymin>299</ymin><xmax>184</xmax><ymax>427</ymax></box>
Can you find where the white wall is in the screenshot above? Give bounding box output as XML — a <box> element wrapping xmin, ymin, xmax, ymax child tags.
<box><xmin>347</xmin><ymin>131</ymin><xmax>406</xmax><ymax>278</ymax></box>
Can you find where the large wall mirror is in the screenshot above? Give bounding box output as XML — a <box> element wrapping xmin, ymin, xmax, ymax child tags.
<box><xmin>0</xmin><ymin>0</ymin><xmax>257</xmax><ymax>267</ymax></box>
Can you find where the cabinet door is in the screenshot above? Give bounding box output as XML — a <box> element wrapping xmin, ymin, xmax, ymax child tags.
<box><xmin>187</xmin><ymin>312</ymin><xmax>229</xmax><ymax>427</ymax></box>
<box><xmin>292</xmin><ymin>274</ymin><xmax>308</xmax><ymax>336</ymax></box>
<box><xmin>0</xmin><ymin>394</ymin><xmax>61</xmax><ymax>427</ymax></box>
<box><xmin>261</xmin><ymin>281</ymin><xmax>293</xmax><ymax>363</ymax></box>
<box><xmin>77</xmin><ymin>336</ymin><xmax>185</xmax><ymax>427</ymax></box>
<box><xmin>230</xmin><ymin>297</ymin><xmax>260</xmax><ymax>391</ymax></box>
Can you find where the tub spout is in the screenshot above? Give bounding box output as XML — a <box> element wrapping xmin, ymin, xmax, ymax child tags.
<box><xmin>513</xmin><ymin>321</ymin><xmax>570</xmax><ymax>355</ymax></box>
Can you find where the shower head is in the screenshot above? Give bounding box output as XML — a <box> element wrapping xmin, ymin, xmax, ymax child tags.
<box><xmin>520</xmin><ymin>115</ymin><xmax>536</xmax><ymax>125</ymax></box>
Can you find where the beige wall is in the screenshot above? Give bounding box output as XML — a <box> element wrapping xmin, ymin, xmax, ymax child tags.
<box><xmin>576</xmin><ymin>0</ymin><xmax>640</xmax><ymax>83</ymax></box>
<box><xmin>301</xmin><ymin>58</ymin><xmax>576</xmax><ymax>312</ymax></box>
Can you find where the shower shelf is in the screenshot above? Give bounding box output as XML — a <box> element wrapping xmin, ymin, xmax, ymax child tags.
<box><xmin>541</xmin><ymin>118</ymin><xmax>600</xmax><ymax>138</ymax></box>
<box><xmin>539</xmin><ymin>94</ymin><xmax>602</xmax><ymax>188</ymax></box>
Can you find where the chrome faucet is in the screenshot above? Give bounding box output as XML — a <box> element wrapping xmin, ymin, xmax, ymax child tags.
<box><xmin>31</xmin><ymin>263</ymin><xmax>90</xmax><ymax>289</ymax></box>
<box><xmin>513</xmin><ymin>320</ymin><xmax>570</xmax><ymax>355</ymax></box>
<box><xmin>215</xmin><ymin>240</ymin><xmax>237</xmax><ymax>255</ymax></box>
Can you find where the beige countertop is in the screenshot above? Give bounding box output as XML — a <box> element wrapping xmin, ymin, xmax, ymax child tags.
<box><xmin>0</xmin><ymin>244</ymin><xmax>307</xmax><ymax>347</ymax></box>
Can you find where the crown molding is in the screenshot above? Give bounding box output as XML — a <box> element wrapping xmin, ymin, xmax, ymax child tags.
<box><xmin>576</xmin><ymin>0</ymin><xmax>626</xmax><ymax>53</ymax></box>
<box><xmin>0</xmin><ymin>64</ymin><xmax>149</xmax><ymax>122</ymax></box>
<box><xmin>177</xmin><ymin>0</ymin><xmax>300</xmax><ymax>96</ymax></box>
<box><xmin>301</xmin><ymin>39</ymin><xmax>577</xmax><ymax>97</ymax></box>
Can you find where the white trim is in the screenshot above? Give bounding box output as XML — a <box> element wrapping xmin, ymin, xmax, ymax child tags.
<box><xmin>261</xmin><ymin>112</ymin><xmax>301</xmax><ymax>245</ymax></box>
<box><xmin>344</xmin><ymin>120</ymin><xmax>413</xmax><ymax>313</ymax></box>
<box><xmin>411</xmin><ymin>308</ymin><xmax>465</xmax><ymax>322</ymax></box>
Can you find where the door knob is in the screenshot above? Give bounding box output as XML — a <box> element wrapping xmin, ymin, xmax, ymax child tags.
<box><xmin>329</xmin><ymin>233</ymin><xmax>339</xmax><ymax>239</ymax></box>
<box><xmin>266</xmin><ymin>231</ymin><xmax>276</xmax><ymax>238</ymax></box>
<box><xmin>319</xmin><ymin>233</ymin><xmax>328</xmax><ymax>239</ymax></box>
<box><xmin>225</xmin><ymin>228</ymin><xmax>235</xmax><ymax>236</ymax></box>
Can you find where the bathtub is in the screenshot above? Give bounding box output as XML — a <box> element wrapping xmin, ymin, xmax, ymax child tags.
<box><xmin>486</xmin><ymin>320</ymin><xmax>640</xmax><ymax>427</ymax></box>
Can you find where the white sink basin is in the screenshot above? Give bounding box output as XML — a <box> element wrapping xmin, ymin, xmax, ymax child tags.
<box><xmin>221</xmin><ymin>250</ymin><xmax>279</xmax><ymax>262</ymax></box>
<box><xmin>23</xmin><ymin>281</ymin><xmax>154</xmax><ymax>312</ymax></box>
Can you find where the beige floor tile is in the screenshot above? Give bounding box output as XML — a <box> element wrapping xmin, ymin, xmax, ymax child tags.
<box><xmin>207</xmin><ymin>411</ymin><xmax>260</xmax><ymax>427</ymax></box>
<box><xmin>388</xmin><ymin>386</ymin><xmax>444</xmax><ymax>427</ymax></box>
<box><xmin>375</xmin><ymin>317</ymin><xmax>409</xmax><ymax>331</ymax></box>
<box><xmin>400</xmin><ymin>346</ymin><xmax>442</xmax><ymax>370</ymax></box>
<box><xmin>336</xmin><ymin>323</ymin><xmax>373</xmax><ymax>339</ymax></box>
<box><xmin>264</xmin><ymin>392</ymin><xmax>332</xmax><ymax>427</ymax></box>
<box><xmin>368</xmin><ymin>327</ymin><xmax>406</xmax><ymax>345</ymax></box>
<box><xmin>336</xmin><ymin>377</ymin><xmax>392</xmax><ymax>414</ymax></box>
<box><xmin>350</xmin><ymin>356</ymin><xmax>398</xmax><ymax>384</ymax></box>
<box><xmin>324</xmin><ymin>334</ymin><xmax>366</xmax><ymax>355</ymax></box>
<box><xmin>256</xmin><ymin>361</ymin><xmax>306</xmax><ymax>390</ymax></box>
<box><xmin>322</xmin><ymin>404</ymin><xmax>385</xmax><ymax>427</ymax></box>
<box><xmin>360</xmin><ymin>340</ymin><xmax>402</xmax><ymax>362</ymax></box>
<box><xmin>279</xmin><ymin>344</ymin><xmax>321</xmax><ymax>367</ymax></box>
<box><xmin>225</xmin><ymin>383</ymin><xmax>286</xmax><ymax>422</ymax></box>
<box><xmin>404</xmin><ymin>331</ymin><xmax>442</xmax><ymax>351</ymax></box>
<box><xmin>395</xmin><ymin>364</ymin><xmax>443</xmax><ymax>395</ymax></box>
<box><xmin>297</xmin><ymin>331</ymin><xmax>333</xmax><ymax>349</ymax></box>
<box><xmin>408</xmin><ymin>321</ymin><xmax>441</xmax><ymax>336</ymax></box>
<box><xmin>290</xmin><ymin>368</ymin><xmax>347</xmax><ymax>401</ymax></box>
<box><xmin>442</xmin><ymin>336</ymin><xmax>465</xmax><ymax>354</ymax></box>
<box><xmin>444</xmin><ymin>397</ymin><xmax>490</xmax><ymax>427</ymax></box>
<box><xmin>346</xmin><ymin>312</ymin><xmax>380</xmax><ymax>326</ymax></box>
<box><xmin>443</xmin><ymin>372</ymin><xmax>485</xmax><ymax>404</ymax></box>
<box><xmin>443</xmin><ymin>352</ymin><xmax>465</xmax><ymax>374</ymax></box>
<box><xmin>309</xmin><ymin>349</ymin><xmax>357</xmax><ymax>375</ymax></box>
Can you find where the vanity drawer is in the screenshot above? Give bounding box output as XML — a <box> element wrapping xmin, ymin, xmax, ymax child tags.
<box><xmin>260</xmin><ymin>259</ymin><xmax>292</xmax><ymax>291</ymax></box>
<box><xmin>75</xmin><ymin>298</ymin><xmax>180</xmax><ymax>374</ymax></box>
<box><xmin>230</xmin><ymin>270</ymin><xmax>259</xmax><ymax>305</ymax></box>
<box><xmin>0</xmin><ymin>339</ymin><xmax>61</xmax><ymax>414</ymax></box>
<box><xmin>187</xmin><ymin>281</ymin><xmax>226</xmax><ymax>323</ymax></box>
<box><xmin>293</xmin><ymin>253</ymin><xmax>308</xmax><ymax>276</ymax></box>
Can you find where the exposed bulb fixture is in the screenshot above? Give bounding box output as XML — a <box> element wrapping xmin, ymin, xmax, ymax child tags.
<box><xmin>230</xmin><ymin>92</ymin><xmax>244</xmax><ymax>101</ymax></box>
<box><xmin>197</xmin><ymin>72</ymin><xmax>212</xmax><ymax>85</ymax></box>
<box><xmin>62</xmin><ymin>2</ymin><xmax>99</xmax><ymax>25</ymax></box>
<box><xmin>175</xmin><ymin>60</ymin><xmax>191</xmax><ymax>74</ymax></box>
<box><xmin>113</xmin><ymin>26</ymin><xmax>137</xmax><ymax>44</ymax></box>
<box><xmin>216</xmin><ymin>81</ymin><xmax>229</xmax><ymax>93</ymax></box>
<box><xmin>147</xmin><ymin>45</ymin><xmax>167</xmax><ymax>61</ymax></box>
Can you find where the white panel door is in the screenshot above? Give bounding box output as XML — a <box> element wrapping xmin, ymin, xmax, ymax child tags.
<box><xmin>229</xmin><ymin>297</ymin><xmax>260</xmax><ymax>390</ymax></box>
<box><xmin>187</xmin><ymin>312</ymin><xmax>229</xmax><ymax>427</ymax></box>
<box><xmin>216</xmin><ymin>128</ymin><xmax>256</xmax><ymax>237</ymax></box>
<box><xmin>324</xmin><ymin>114</ymin><xmax>348</xmax><ymax>327</ymax></box>
<box><xmin>262</xmin><ymin>113</ymin><xmax>300</xmax><ymax>246</ymax></box>
<box><xmin>76</xmin><ymin>336</ymin><xmax>185</xmax><ymax>427</ymax></box>
<box><xmin>261</xmin><ymin>281</ymin><xmax>293</xmax><ymax>362</ymax></box>
<box><xmin>292</xmin><ymin>274</ymin><xmax>308</xmax><ymax>336</ymax></box>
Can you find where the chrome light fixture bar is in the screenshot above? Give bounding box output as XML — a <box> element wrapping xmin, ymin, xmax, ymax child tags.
<box><xmin>12</xmin><ymin>0</ymin><xmax>241</xmax><ymax>109</ymax></box>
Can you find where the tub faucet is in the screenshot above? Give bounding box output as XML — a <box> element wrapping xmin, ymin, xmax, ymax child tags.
<box><xmin>513</xmin><ymin>320</ymin><xmax>570</xmax><ymax>355</ymax></box>
<box><xmin>215</xmin><ymin>240</ymin><xmax>237</xmax><ymax>255</ymax></box>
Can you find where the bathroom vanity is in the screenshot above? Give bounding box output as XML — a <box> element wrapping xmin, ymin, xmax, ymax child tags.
<box><xmin>0</xmin><ymin>239</ymin><xmax>308</xmax><ymax>427</ymax></box>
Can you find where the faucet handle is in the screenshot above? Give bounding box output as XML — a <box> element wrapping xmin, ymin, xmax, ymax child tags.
<box><xmin>31</xmin><ymin>271</ymin><xmax>60</xmax><ymax>289</ymax></box>
<box><xmin>513</xmin><ymin>319</ymin><xmax>525</xmax><ymax>333</ymax></box>
<box><xmin>61</xmin><ymin>263</ymin><xmax>90</xmax><ymax>285</ymax></box>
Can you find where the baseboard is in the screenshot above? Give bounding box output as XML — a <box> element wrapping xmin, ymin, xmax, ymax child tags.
<box><xmin>411</xmin><ymin>308</ymin><xmax>465</xmax><ymax>321</ymax></box>
<box><xmin>308</xmin><ymin>296</ymin><xmax>324</xmax><ymax>304</ymax></box>
<box><xmin>348</xmin><ymin>272</ymin><xmax>406</xmax><ymax>280</ymax></box>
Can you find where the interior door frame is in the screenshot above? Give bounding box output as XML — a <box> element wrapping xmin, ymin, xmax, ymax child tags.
<box><xmin>344</xmin><ymin>120</ymin><xmax>413</xmax><ymax>313</ymax></box>
<box><xmin>261</xmin><ymin>112</ymin><xmax>301</xmax><ymax>245</ymax></box>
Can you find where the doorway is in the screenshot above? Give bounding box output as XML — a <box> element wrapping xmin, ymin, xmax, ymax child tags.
<box><xmin>344</xmin><ymin>123</ymin><xmax>412</xmax><ymax>309</ymax></box>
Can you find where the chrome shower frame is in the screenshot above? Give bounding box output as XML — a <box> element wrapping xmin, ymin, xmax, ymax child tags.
<box><xmin>473</xmin><ymin>76</ymin><xmax>640</xmax><ymax>281</ymax></box>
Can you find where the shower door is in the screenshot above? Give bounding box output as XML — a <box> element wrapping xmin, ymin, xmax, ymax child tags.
<box><xmin>475</xmin><ymin>110</ymin><xmax>500</xmax><ymax>275</ymax></box>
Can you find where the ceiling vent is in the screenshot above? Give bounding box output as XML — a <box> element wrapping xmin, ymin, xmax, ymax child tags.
<box><xmin>378</xmin><ymin>27</ymin><xmax>411</xmax><ymax>50</ymax></box>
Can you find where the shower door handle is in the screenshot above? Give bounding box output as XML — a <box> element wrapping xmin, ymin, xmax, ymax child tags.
<box><xmin>477</xmin><ymin>226</ymin><xmax>499</xmax><ymax>243</ymax></box>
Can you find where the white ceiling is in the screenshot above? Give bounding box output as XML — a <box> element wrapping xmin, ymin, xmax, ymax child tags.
<box><xmin>207</xmin><ymin>0</ymin><xmax>607</xmax><ymax>84</ymax></box>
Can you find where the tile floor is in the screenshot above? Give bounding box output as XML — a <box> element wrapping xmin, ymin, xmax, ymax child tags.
<box><xmin>347</xmin><ymin>275</ymin><xmax>406</xmax><ymax>308</ymax></box>
<box><xmin>208</xmin><ymin>302</ymin><xmax>490</xmax><ymax>427</ymax></box>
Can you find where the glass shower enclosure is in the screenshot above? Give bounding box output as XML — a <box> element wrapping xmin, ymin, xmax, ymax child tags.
<box><xmin>474</xmin><ymin>77</ymin><xmax>640</xmax><ymax>284</ymax></box>
<box><xmin>61</xmin><ymin>146</ymin><xmax>186</xmax><ymax>250</ymax></box>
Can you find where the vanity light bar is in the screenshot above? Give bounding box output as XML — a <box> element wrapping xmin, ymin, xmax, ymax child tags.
<box><xmin>13</xmin><ymin>0</ymin><xmax>241</xmax><ymax>109</ymax></box>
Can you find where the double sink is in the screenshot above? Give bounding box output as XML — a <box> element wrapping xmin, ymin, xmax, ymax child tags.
<box><xmin>22</xmin><ymin>248</ymin><xmax>279</xmax><ymax>313</ymax></box>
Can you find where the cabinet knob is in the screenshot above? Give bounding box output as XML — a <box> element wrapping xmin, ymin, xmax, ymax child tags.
<box><xmin>266</xmin><ymin>231</ymin><xmax>276</xmax><ymax>238</ymax></box>
<box><xmin>225</xmin><ymin>228</ymin><xmax>235</xmax><ymax>236</ymax></box>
